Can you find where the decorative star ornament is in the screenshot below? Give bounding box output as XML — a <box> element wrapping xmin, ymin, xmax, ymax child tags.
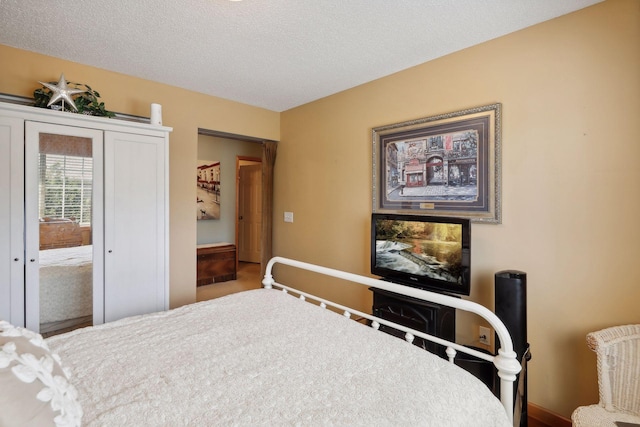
<box><xmin>38</xmin><ymin>73</ymin><xmax>85</xmax><ymax>112</ymax></box>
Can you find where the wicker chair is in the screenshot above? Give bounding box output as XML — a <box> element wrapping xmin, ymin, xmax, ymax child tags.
<box><xmin>571</xmin><ymin>324</ymin><xmax>640</xmax><ymax>426</ymax></box>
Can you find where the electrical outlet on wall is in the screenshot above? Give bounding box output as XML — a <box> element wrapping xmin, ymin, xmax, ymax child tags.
<box><xmin>479</xmin><ymin>326</ymin><xmax>491</xmax><ymax>346</ymax></box>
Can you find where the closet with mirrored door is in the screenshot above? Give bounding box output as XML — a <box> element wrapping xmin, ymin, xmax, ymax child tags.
<box><xmin>0</xmin><ymin>102</ymin><xmax>170</xmax><ymax>336</ymax></box>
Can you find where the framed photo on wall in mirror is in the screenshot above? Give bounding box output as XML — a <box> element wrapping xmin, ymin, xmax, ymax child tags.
<box><xmin>372</xmin><ymin>103</ymin><xmax>502</xmax><ymax>223</ymax></box>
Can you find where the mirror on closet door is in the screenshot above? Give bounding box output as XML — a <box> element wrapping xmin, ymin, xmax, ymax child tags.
<box><xmin>35</xmin><ymin>133</ymin><xmax>95</xmax><ymax>337</ymax></box>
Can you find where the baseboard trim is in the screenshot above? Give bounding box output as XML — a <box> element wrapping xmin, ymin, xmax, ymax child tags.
<box><xmin>528</xmin><ymin>402</ymin><xmax>572</xmax><ymax>427</ymax></box>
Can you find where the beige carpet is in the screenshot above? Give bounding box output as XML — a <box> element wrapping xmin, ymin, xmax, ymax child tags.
<box><xmin>196</xmin><ymin>262</ymin><xmax>262</xmax><ymax>302</ymax></box>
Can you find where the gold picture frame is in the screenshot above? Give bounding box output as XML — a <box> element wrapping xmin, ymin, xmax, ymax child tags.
<box><xmin>372</xmin><ymin>103</ymin><xmax>501</xmax><ymax>223</ymax></box>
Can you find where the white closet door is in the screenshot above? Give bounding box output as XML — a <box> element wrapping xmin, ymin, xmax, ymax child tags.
<box><xmin>104</xmin><ymin>131</ymin><xmax>166</xmax><ymax>323</ymax></box>
<box><xmin>0</xmin><ymin>116</ymin><xmax>24</xmax><ymax>325</ymax></box>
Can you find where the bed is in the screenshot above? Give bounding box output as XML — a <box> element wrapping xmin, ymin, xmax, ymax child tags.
<box><xmin>0</xmin><ymin>257</ymin><xmax>521</xmax><ymax>427</ymax></box>
<box><xmin>37</xmin><ymin>217</ymin><xmax>93</xmax><ymax>330</ymax></box>
<box><xmin>39</xmin><ymin>245</ymin><xmax>93</xmax><ymax>326</ymax></box>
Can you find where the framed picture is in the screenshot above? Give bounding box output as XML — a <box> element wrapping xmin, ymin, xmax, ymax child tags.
<box><xmin>372</xmin><ymin>103</ymin><xmax>501</xmax><ymax>223</ymax></box>
<box><xmin>197</xmin><ymin>160</ymin><xmax>221</xmax><ymax>220</ymax></box>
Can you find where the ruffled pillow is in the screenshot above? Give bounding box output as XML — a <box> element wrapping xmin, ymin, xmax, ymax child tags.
<box><xmin>0</xmin><ymin>320</ymin><xmax>82</xmax><ymax>427</ymax></box>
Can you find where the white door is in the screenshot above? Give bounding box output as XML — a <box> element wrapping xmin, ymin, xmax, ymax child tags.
<box><xmin>238</xmin><ymin>164</ymin><xmax>262</xmax><ymax>263</ymax></box>
<box><xmin>0</xmin><ymin>116</ymin><xmax>25</xmax><ymax>326</ymax></box>
<box><xmin>104</xmin><ymin>131</ymin><xmax>166</xmax><ymax>323</ymax></box>
<box><xmin>24</xmin><ymin>122</ymin><xmax>104</xmax><ymax>332</ymax></box>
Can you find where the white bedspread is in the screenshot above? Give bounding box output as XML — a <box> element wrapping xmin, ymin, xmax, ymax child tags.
<box><xmin>40</xmin><ymin>245</ymin><xmax>93</xmax><ymax>324</ymax></box>
<box><xmin>47</xmin><ymin>289</ymin><xmax>511</xmax><ymax>426</ymax></box>
<box><xmin>39</xmin><ymin>245</ymin><xmax>93</xmax><ymax>268</ymax></box>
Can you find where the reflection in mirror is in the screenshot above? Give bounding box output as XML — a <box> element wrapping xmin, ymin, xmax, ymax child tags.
<box><xmin>38</xmin><ymin>133</ymin><xmax>93</xmax><ymax>337</ymax></box>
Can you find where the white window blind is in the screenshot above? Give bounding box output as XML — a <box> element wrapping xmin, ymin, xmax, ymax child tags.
<box><xmin>39</xmin><ymin>154</ymin><xmax>93</xmax><ymax>225</ymax></box>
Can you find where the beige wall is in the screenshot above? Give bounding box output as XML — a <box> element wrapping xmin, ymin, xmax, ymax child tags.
<box><xmin>276</xmin><ymin>0</ymin><xmax>640</xmax><ymax>417</ymax></box>
<box><xmin>0</xmin><ymin>43</ymin><xmax>280</xmax><ymax>309</ymax></box>
<box><xmin>1</xmin><ymin>0</ymin><xmax>638</xmax><ymax>418</ymax></box>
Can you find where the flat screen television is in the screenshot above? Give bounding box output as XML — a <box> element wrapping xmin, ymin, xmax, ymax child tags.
<box><xmin>371</xmin><ymin>213</ymin><xmax>471</xmax><ymax>296</ymax></box>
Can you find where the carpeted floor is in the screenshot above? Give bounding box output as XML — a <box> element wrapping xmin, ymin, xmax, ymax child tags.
<box><xmin>196</xmin><ymin>261</ymin><xmax>262</xmax><ymax>301</ymax></box>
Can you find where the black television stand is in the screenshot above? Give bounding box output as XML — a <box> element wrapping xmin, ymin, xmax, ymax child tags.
<box><xmin>371</xmin><ymin>287</ymin><xmax>456</xmax><ymax>359</ymax></box>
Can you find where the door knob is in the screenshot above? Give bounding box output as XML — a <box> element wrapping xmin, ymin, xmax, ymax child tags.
<box><xmin>14</xmin><ymin>258</ymin><xmax>19</xmax><ymax>262</ymax></box>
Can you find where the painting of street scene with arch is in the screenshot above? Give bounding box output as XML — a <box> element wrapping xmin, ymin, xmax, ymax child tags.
<box><xmin>372</xmin><ymin>103</ymin><xmax>501</xmax><ymax>223</ymax></box>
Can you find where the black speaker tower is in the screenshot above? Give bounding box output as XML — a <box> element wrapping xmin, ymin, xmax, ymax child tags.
<box><xmin>495</xmin><ymin>270</ymin><xmax>530</xmax><ymax>427</ymax></box>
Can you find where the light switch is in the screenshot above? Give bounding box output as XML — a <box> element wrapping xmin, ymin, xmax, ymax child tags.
<box><xmin>284</xmin><ymin>212</ymin><xmax>294</xmax><ymax>223</ymax></box>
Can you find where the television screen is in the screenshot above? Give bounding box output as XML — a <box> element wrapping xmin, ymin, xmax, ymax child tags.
<box><xmin>371</xmin><ymin>213</ymin><xmax>471</xmax><ymax>296</ymax></box>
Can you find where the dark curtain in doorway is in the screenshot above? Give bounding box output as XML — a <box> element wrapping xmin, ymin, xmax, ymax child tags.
<box><xmin>260</xmin><ymin>141</ymin><xmax>277</xmax><ymax>276</ymax></box>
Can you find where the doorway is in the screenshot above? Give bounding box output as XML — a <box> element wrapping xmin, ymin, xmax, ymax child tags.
<box><xmin>236</xmin><ymin>157</ymin><xmax>262</xmax><ymax>264</ymax></box>
<box><xmin>197</xmin><ymin>128</ymin><xmax>276</xmax><ymax>292</ymax></box>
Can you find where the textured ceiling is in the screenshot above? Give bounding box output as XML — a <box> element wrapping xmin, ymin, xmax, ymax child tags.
<box><xmin>0</xmin><ymin>0</ymin><xmax>602</xmax><ymax>112</ymax></box>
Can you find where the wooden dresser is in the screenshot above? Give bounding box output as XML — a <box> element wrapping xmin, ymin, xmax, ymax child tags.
<box><xmin>196</xmin><ymin>243</ymin><xmax>237</xmax><ymax>286</ymax></box>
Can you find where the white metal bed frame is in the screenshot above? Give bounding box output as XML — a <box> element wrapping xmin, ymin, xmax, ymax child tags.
<box><xmin>263</xmin><ymin>256</ymin><xmax>522</xmax><ymax>424</ymax></box>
